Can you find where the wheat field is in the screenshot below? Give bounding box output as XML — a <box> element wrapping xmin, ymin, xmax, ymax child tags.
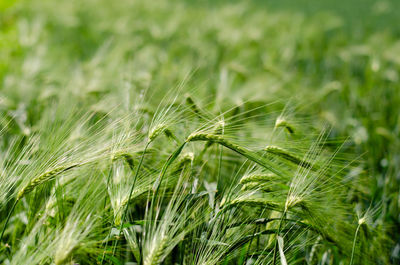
<box><xmin>0</xmin><ymin>0</ymin><xmax>399</xmax><ymax>264</ymax></box>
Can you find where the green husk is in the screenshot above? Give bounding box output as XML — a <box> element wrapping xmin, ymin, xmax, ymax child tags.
<box><xmin>17</xmin><ymin>164</ymin><xmax>80</xmax><ymax>200</ymax></box>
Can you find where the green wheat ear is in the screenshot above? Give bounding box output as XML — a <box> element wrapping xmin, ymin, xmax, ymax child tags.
<box><xmin>275</xmin><ymin>117</ymin><xmax>295</xmax><ymax>134</ymax></box>
<box><xmin>185</xmin><ymin>94</ymin><xmax>206</xmax><ymax>119</ymax></box>
<box><xmin>149</xmin><ymin>123</ymin><xmax>168</xmax><ymax>142</ymax></box>
<box><xmin>17</xmin><ymin>164</ymin><xmax>80</xmax><ymax>200</ymax></box>
<box><xmin>264</xmin><ymin>145</ymin><xmax>313</xmax><ymax>169</ymax></box>
<box><xmin>186</xmin><ymin>132</ymin><xmax>291</xmax><ymax>177</ymax></box>
<box><xmin>143</xmin><ymin>235</ymin><xmax>168</xmax><ymax>265</ymax></box>
<box><xmin>240</xmin><ymin>173</ymin><xmax>280</xmax><ymax>185</ymax></box>
<box><xmin>164</xmin><ymin>128</ymin><xmax>180</xmax><ymax>143</ymax></box>
<box><xmin>240</xmin><ymin>173</ymin><xmax>289</xmax><ymax>192</ymax></box>
<box><xmin>225</xmin><ymin>197</ymin><xmax>281</xmax><ymax>211</ymax></box>
<box><xmin>187</xmin><ymin>132</ymin><xmax>272</xmax><ymax>173</ymax></box>
<box><xmin>112</xmin><ymin>152</ymin><xmax>135</xmax><ymax>170</ymax></box>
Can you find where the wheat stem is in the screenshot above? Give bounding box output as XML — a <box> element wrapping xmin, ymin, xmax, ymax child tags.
<box><xmin>152</xmin><ymin>142</ymin><xmax>186</xmax><ymax>196</ymax></box>
<box><xmin>272</xmin><ymin>211</ymin><xmax>286</xmax><ymax>265</ymax></box>
<box><xmin>350</xmin><ymin>224</ymin><xmax>361</xmax><ymax>265</ymax></box>
<box><xmin>0</xmin><ymin>199</ymin><xmax>19</xmax><ymax>243</ymax></box>
<box><xmin>111</xmin><ymin>140</ymin><xmax>151</xmax><ymax>257</ymax></box>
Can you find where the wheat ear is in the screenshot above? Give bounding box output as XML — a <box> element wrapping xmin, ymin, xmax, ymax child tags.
<box><xmin>186</xmin><ymin>133</ymin><xmax>282</xmax><ymax>176</ymax></box>
<box><xmin>17</xmin><ymin>164</ymin><xmax>80</xmax><ymax>200</ymax></box>
<box><xmin>112</xmin><ymin>152</ymin><xmax>135</xmax><ymax>170</ymax></box>
<box><xmin>275</xmin><ymin>117</ymin><xmax>295</xmax><ymax>134</ymax></box>
<box><xmin>1</xmin><ymin>164</ymin><xmax>78</xmax><ymax>243</ymax></box>
<box><xmin>264</xmin><ymin>145</ymin><xmax>313</xmax><ymax>169</ymax></box>
<box><xmin>143</xmin><ymin>235</ymin><xmax>168</xmax><ymax>265</ymax></box>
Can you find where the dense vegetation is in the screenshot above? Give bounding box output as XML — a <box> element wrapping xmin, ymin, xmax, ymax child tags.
<box><xmin>0</xmin><ymin>0</ymin><xmax>399</xmax><ymax>264</ymax></box>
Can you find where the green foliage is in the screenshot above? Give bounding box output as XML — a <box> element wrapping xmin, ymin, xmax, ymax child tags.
<box><xmin>0</xmin><ymin>0</ymin><xmax>398</xmax><ymax>264</ymax></box>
